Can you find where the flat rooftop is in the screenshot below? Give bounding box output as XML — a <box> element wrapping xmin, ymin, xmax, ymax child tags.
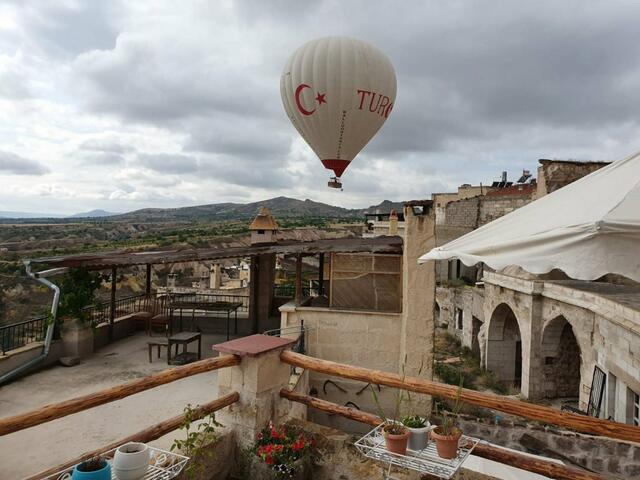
<box><xmin>548</xmin><ymin>279</ymin><xmax>640</xmax><ymax>312</ymax></box>
<box><xmin>0</xmin><ymin>332</ymin><xmax>228</xmax><ymax>479</ymax></box>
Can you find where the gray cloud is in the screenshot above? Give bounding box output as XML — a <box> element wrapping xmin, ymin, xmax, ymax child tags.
<box><xmin>3</xmin><ymin>0</ymin><xmax>640</xmax><ymax>213</ymax></box>
<box><xmin>137</xmin><ymin>153</ymin><xmax>200</xmax><ymax>174</ymax></box>
<box><xmin>0</xmin><ymin>151</ymin><xmax>49</xmax><ymax>175</ymax></box>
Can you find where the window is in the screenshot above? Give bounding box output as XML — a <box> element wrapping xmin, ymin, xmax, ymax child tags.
<box><xmin>625</xmin><ymin>387</ymin><xmax>639</xmax><ymax>425</ymax></box>
<box><xmin>456</xmin><ymin>308</ymin><xmax>463</xmax><ymax>330</ymax></box>
<box><xmin>257</xmin><ymin>229</ymin><xmax>265</xmax><ymax>234</ymax></box>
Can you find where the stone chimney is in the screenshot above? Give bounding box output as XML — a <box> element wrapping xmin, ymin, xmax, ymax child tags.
<box><xmin>388</xmin><ymin>209</ymin><xmax>398</xmax><ymax>235</ymax></box>
<box><xmin>210</xmin><ymin>263</ymin><xmax>222</xmax><ymax>290</ymax></box>
<box><xmin>249</xmin><ymin>207</ymin><xmax>278</xmax><ymax>245</ymax></box>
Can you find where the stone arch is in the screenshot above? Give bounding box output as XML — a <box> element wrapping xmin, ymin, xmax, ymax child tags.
<box><xmin>486</xmin><ymin>303</ymin><xmax>522</xmax><ymax>390</ymax></box>
<box><xmin>541</xmin><ymin>315</ymin><xmax>581</xmax><ymax>399</ymax></box>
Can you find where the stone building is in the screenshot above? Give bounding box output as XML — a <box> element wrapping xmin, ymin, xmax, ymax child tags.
<box><xmin>435</xmin><ymin>159</ymin><xmax>640</xmax><ymax>426</ymax></box>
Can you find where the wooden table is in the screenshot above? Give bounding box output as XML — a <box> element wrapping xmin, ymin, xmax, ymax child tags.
<box><xmin>168</xmin><ymin>301</ymin><xmax>243</xmax><ymax>340</ymax></box>
<box><xmin>167</xmin><ymin>332</ymin><xmax>201</xmax><ymax>365</ymax></box>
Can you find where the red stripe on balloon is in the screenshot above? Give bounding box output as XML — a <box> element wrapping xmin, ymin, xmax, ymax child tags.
<box><xmin>321</xmin><ymin>159</ymin><xmax>351</xmax><ymax>177</ymax></box>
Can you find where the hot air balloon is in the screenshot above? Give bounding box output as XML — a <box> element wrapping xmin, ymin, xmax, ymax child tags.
<box><xmin>280</xmin><ymin>37</ymin><xmax>397</xmax><ymax>189</ymax></box>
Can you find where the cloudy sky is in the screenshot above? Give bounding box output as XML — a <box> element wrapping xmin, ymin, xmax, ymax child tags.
<box><xmin>1</xmin><ymin>0</ymin><xmax>640</xmax><ymax>215</ymax></box>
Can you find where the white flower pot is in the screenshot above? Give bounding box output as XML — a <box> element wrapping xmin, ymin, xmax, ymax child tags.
<box><xmin>113</xmin><ymin>442</ymin><xmax>150</xmax><ymax>480</ymax></box>
<box><xmin>407</xmin><ymin>422</ymin><xmax>431</xmax><ymax>451</ymax></box>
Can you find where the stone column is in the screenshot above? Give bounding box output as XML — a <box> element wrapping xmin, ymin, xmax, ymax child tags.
<box><xmin>215</xmin><ymin>334</ymin><xmax>304</xmax><ymax>446</ymax></box>
<box><xmin>400</xmin><ymin>202</ymin><xmax>436</xmax><ymax>414</ymax></box>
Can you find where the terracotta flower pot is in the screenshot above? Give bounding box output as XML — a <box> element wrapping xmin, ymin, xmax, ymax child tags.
<box><xmin>431</xmin><ymin>426</ymin><xmax>462</xmax><ymax>459</ymax></box>
<box><xmin>383</xmin><ymin>425</ymin><xmax>410</xmax><ymax>455</ymax></box>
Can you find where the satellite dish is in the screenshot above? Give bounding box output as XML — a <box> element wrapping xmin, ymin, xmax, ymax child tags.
<box><xmin>281</xmin><ymin>37</ymin><xmax>397</xmax><ymax>188</ymax></box>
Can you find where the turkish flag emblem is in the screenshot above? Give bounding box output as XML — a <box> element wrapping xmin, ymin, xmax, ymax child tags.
<box><xmin>295</xmin><ymin>84</ymin><xmax>326</xmax><ymax>116</ymax></box>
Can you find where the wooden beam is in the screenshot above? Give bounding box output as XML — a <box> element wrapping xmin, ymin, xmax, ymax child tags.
<box><xmin>280</xmin><ymin>350</ymin><xmax>640</xmax><ymax>444</ymax></box>
<box><xmin>26</xmin><ymin>391</ymin><xmax>239</xmax><ymax>480</ymax></box>
<box><xmin>280</xmin><ymin>389</ymin><xmax>607</xmax><ymax>480</ymax></box>
<box><xmin>109</xmin><ymin>266</ymin><xmax>117</xmax><ymax>341</ymax></box>
<box><xmin>295</xmin><ymin>253</ymin><xmax>302</xmax><ymax>305</ymax></box>
<box><xmin>0</xmin><ymin>354</ymin><xmax>240</xmax><ymax>437</ymax></box>
<box><xmin>145</xmin><ymin>264</ymin><xmax>152</xmax><ymax>295</ymax></box>
<box><xmin>280</xmin><ymin>388</ymin><xmax>380</xmax><ymax>427</ymax></box>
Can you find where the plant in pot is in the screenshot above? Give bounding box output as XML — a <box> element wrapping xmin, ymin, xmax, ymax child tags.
<box><xmin>113</xmin><ymin>442</ymin><xmax>150</xmax><ymax>480</ymax></box>
<box><xmin>71</xmin><ymin>456</ymin><xmax>111</xmax><ymax>480</ymax></box>
<box><xmin>401</xmin><ymin>414</ymin><xmax>431</xmax><ymax>451</ymax></box>
<box><xmin>171</xmin><ymin>404</ymin><xmax>222</xmax><ymax>479</ymax></box>
<box><xmin>251</xmin><ymin>421</ymin><xmax>315</xmax><ymax>479</ymax></box>
<box><xmin>431</xmin><ymin>378</ymin><xmax>464</xmax><ymax>460</ymax></box>
<box><xmin>370</xmin><ymin>380</ymin><xmax>410</xmax><ymax>456</ymax></box>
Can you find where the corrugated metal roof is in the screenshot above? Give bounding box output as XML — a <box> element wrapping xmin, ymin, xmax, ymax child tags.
<box><xmin>28</xmin><ymin>236</ymin><xmax>403</xmax><ymax>270</ymax></box>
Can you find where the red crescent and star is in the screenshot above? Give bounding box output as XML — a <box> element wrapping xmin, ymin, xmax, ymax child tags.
<box><xmin>295</xmin><ymin>83</ymin><xmax>326</xmax><ymax>116</ymax></box>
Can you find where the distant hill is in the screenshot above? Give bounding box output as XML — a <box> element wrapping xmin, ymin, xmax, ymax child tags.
<box><xmin>0</xmin><ymin>211</ymin><xmax>64</xmax><ymax>219</ymax></box>
<box><xmin>70</xmin><ymin>209</ymin><xmax>117</xmax><ymax>218</ymax></box>
<box><xmin>0</xmin><ymin>197</ymin><xmax>406</xmax><ymax>224</ymax></box>
<box><xmin>111</xmin><ymin>196</ymin><xmax>403</xmax><ymax>223</ymax></box>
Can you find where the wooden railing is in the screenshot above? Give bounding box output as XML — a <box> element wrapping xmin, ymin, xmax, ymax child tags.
<box><xmin>280</xmin><ymin>389</ymin><xmax>604</xmax><ymax>480</ymax></box>
<box><xmin>280</xmin><ymin>350</ymin><xmax>640</xmax><ymax>444</ymax></box>
<box><xmin>27</xmin><ymin>392</ymin><xmax>239</xmax><ymax>480</ymax></box>
<box><xmin>0</xmin><ymin>354</ymin><xmax>240</xmax><ymax>436</ymax></box>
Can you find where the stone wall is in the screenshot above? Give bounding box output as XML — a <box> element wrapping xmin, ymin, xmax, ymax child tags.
<box><xmin>456</xmin><ymin>415</ymin><xmax>640</xmax><ymax>479</ymax></box>
<box><xmin>536</xmin><ymin>159</ymin><xmax>609</xmax><ymax>197</ymax></box>
<box><xmin>479</xmin><ymin>194</ymin><xmax>532</xmax><ymax>225</ymax></box>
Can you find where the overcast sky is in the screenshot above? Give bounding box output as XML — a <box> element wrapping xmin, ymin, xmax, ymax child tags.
<box><xmin>1</xmin><ymin>1</ymin><xmax>640</xmax><ymax>215</ymax></box>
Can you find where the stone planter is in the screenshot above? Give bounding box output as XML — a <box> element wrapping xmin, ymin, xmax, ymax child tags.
<box><xmin>250</xmin><ymin>455</ymin><xmax>312</xmax><ymax>480</ymax></box>
<box><xmin>61</xmin><ymin>318</ymin><xmax>94</xmax><ymax>359</ymax></box>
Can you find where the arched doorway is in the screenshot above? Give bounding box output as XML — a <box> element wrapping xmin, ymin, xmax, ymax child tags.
<box><xmin>541</xmin><ymin>316</ymin><xmax>581</xmax><ymax>399</ymax></box>
<box><xmin>486</xmin><ymin>303</ymin><xmax>522</xmax><ymax>390</ymax></box>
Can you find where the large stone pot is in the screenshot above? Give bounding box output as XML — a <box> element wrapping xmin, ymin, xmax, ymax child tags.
<box><xmin>61</xmin><ymin>318</ymin><xmax>94</xmax><ymax>359</ymax></box>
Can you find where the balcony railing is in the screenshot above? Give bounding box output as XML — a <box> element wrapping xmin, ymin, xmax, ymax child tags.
<box><xmin>82</xmin><ymin>294</ymin><xmax>148</xmax><ymax>327</ymax></box>
<box><xmin>0</xmin><ymin>316</ymin><xmax>48</xmax><ymax>354</ymax></box>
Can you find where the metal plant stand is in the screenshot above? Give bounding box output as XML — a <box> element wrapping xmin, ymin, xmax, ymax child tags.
<box><xmin>355</xmin><ymin>424</ymin><xmax>479</xmax><ymax>479</ymax></box>
<box><xmin>43</xmin><ymin>446</ymin><xmax>189</xmax><ymax>480</ymax></box>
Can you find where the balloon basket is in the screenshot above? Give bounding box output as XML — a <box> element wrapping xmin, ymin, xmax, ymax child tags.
<box><xmin>328</xmin><ymin>177</ymin><xmax>343</xmax><ymax>189</ymax></box>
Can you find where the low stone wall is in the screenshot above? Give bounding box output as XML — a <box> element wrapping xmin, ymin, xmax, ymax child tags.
<box><xmin>93</xmin><ymin>315</ymin><xmax>142</xmax><ymax>350</ymax></box>
<box><xmin>0</xmin><ymin>340</ymin><xmax>64</xmax><ymax>379</ymax></box>
<box><xmin>456</xmin><ymin>415</ymin><xmax>640</xmax><ymax>479</ymax></box>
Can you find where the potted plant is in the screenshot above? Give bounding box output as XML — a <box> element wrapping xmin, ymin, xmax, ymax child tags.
<box><xmin>113</xmin><ymin>442</ymin><xmax>150</xmax><ymax>480</ymax></box>
<box><xmin>251</xmin><ymin>421</ymin><xmax>315</xmax><ymax>479</ymax></box>
<box><xmin>431</xmin><ymin>379</ymin><xmax>464</xmax><ymax>459</ymax></box>
<box><xmin>401</xmin><ymin>414</ymin><xmax>431</xmax><ymax>451</ymax></box>
<box><xmin>71</xmin><ymin>456</ymin><xmax>111</xmax><ymax>480</ymax></box>
<box><xmin>370</xmin><ymin>383</ymin><xmax>410</xmax><ymax>456</ymax></box>
<box><xmin>58</xmin><ymin>268</ymin><xmax>104</xmax><ymax>358</ymax></box>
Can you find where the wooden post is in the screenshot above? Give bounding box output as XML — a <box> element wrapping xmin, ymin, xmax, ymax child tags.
<box><xmin>145</xmin><ymin>264</ymin><xmax>152</xmax><ymax>295</ymax></box>
<box><xmin>280</xmin><ymin>350</ymin><xmax>640</xmax><ymax>444</ymax></box>
<box><xmin>26</xmin><ymin>391</ymin><xmax>239</xmax><ymax>480</ymax></box>
<box><xmin>109</xmin><ymin>266</ymin><xmax>117</xmax><ymax>342</ymax></box>
<box><xmin>279</xmin><ymin>389</ymin><xmax>608</xmax><ymax>480</ymax></box>
<box><xmin>295</xmin><ymin>253</ymin><xmax>302</xmax><ymax>305</ymax></box>
<box><xmin>249</xmin><ymin>255</ymin><xmax>259</xmax><ymax>334</ymax></box>
<box><xmin>318</xmin><ymin>253</ymin><xmax>324</xmax><ymax>296</ymax></box>
<box><xmin>0</xmin><ymin>354</ymin><xmax>240</xmax><ymax>437</ymax></box>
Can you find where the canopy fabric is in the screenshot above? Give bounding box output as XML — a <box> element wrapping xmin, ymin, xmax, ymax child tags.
<box><xmin>419</xmin><ymin>151</ymin><xmax>640</xmax><ymax>282</ymax></box>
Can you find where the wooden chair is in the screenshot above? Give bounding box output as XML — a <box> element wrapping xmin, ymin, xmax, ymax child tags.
<box><xmin>146</xmin><ymin>296</ymin><xmax>170</xmax><ymax>336</ymax></box>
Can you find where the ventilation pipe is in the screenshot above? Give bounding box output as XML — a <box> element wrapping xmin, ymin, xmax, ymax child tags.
<box><xmin>0</xmin><ymin>263</ymin><xmax>67</xmax><ymax>385</ymax></box>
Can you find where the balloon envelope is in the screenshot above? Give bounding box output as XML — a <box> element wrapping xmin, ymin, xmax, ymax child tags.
<box><xmin>280</xmin><ymin>37</ymin><xmax>397</xmax><ymax>181</ymax></box>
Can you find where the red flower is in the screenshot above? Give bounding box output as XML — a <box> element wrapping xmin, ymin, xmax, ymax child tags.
<box><xmin>265</xmin><ymin>454</ymin><xmax>274</xmax><ymax>465</ymax></box>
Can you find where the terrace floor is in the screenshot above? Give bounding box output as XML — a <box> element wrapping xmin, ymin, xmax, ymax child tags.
<box><xmin>0</xmin><ymin>331</ymin><xmax>231</xmax><ymax>479</ymax></box>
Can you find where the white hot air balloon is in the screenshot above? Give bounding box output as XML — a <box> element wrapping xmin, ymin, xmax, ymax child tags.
<box><xmin>281</xmin><ymin>37</ymin><xmax>397</xmax><ymax>189</ymax></box>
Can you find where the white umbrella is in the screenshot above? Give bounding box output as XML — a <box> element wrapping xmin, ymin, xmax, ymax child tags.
<box><xmin>419</xmin><ymin>151</ymin><xmax>640</xmax><ymax>282</ymax></box>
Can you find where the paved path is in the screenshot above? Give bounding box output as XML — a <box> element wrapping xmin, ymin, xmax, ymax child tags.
<box><xmin>0</xmin><ymin>333</ymin><xmax>226</xmax><ymax>479</ymax></box>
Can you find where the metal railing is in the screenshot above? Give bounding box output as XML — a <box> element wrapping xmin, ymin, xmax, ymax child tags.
<box><xmin>0</xmin><ymin>316</ymin><xmax>48</xmax><ymax>354</ymax></box>
<box><xmin>166</xmin><ymin>292</ymin><xmax>249</xmax><ymax>314</ymax></box>
<box><xmin>273</xmin><ymin>284</ymin><xmax>313</xmax><ymax>298</ymax></box>
<box><xmin>82</xmin><ymin>294</ymin><xmax>148</xmax><ymax>327</ymax></box>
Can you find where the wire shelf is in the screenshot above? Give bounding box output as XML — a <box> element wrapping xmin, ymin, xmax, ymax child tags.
<box><xmin>42</xmin><ymin>446</ymin><xmax>189</xmax><ymax>480</ymax></box>
<box><xmin>355</xmin><ymin>424</ymin><xmax>479</xmax><ymax>479</ymax></box>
